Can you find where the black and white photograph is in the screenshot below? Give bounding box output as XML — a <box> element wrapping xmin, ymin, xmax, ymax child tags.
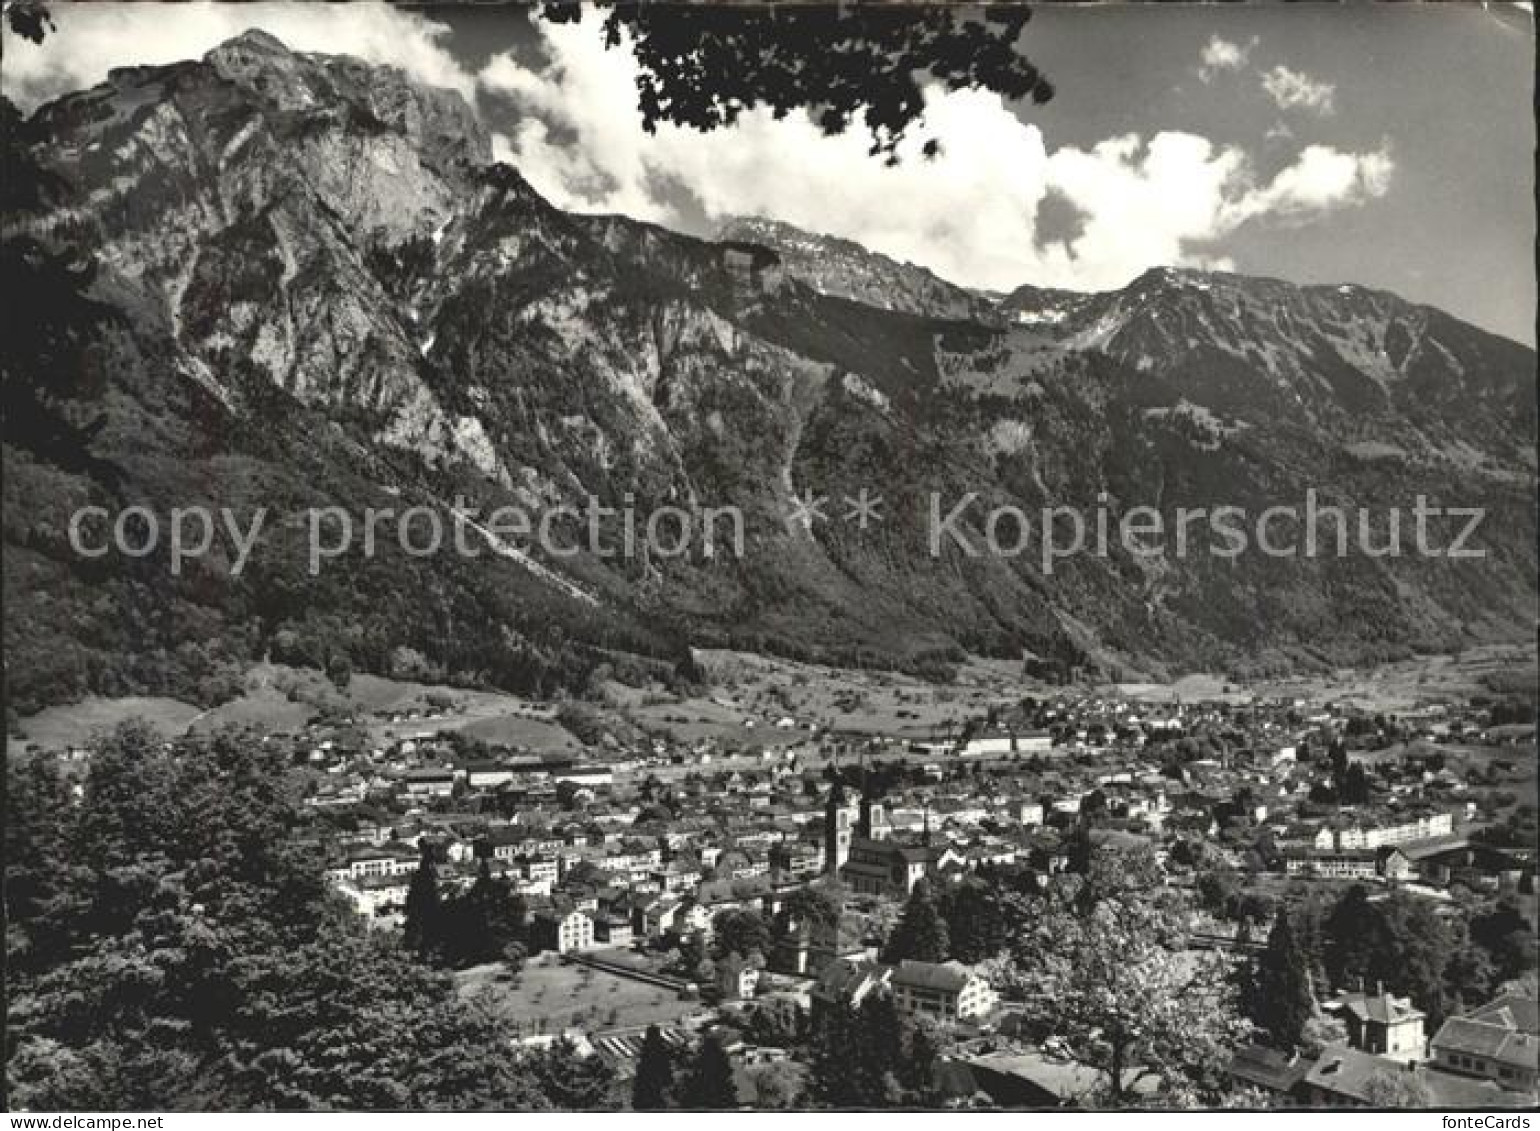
<box><xmin>2</xmin><ymin>0</ymin><xmax>1536</xmax><ymax>1116</ymax></box>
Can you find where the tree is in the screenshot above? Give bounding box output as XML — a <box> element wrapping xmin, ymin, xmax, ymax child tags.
<box><xmin>680</xmin><ymin>1034</ymin><xmax>738</xmax><ymax>1110</ymax></box>
<box><xmin>543</xmin><ymin>3</ymin><xmax>1052</xmax><ymax>163</ymax></box>
<box><xmin>1289</xmin><ymin>892</ymin><xmax>1331</xmax><ymax>987</ymax></box>
<box><xmin>501</xmin><ymin>940</ymin><xmax>528</xmax><ymax>973</ymax></box>
<box><xmin>1074</xmin><ymin>839</ymin><xmax>1165</xmax><ymax>913</ymax></box>
<box><xmin>743</xmin><ymin>996</ymin><xmax>804</xmax><ymax>1047</ymax></box>
<box><xmin>1323</xmin><ymin>884</ymin><xmax>1379</xmax><ymax>992</ymax></box>
<box><xmin>1253</xmin><ymin>914</ymin><xmax>1315</xmax><ymax>1051</ymax></box>
<box><xmin>1341</xmin><ymin>762</ymin><xmax>1370</xmax><ymax>805</ymax></box>
<box><xmin>938</xmin><ymin>878</ymin><xmax>1008</xmax><ymax>963</ymax></box>
<box><xmin>217</xmin><ymin>931</ymin><xmax>549</xmax><ymax>1110</ymax></box>
<box><xmin>883</xmin><ymin>878</ymin><xmax>950</xmax><ymax>964</ymax></box>
<box><xmin>778</xmin><ymin>884</ymin><xmax>841</xmax><ymax>933</ymax></box>
<box><xmin>1471</xmin><ymin>899</ymin><xmax>1538</xmax><ymax>983</ymax></box>
<box><xmin>325</xmin><ymin>649</ymin><xmax>353</xmax><ymax>691</ymax></box>
<box><xmin>1080</xmin><ymin>788</ymin><xmax>1109</xmax><ymax>822</ymax></box>
<box><xmin>631</xmin><ymin>1024</ymin><xmax>675</xmax><ymax>1110</ymax></box>
<box><xmin>1440</xmin><ymin>913</ymin><xmax>1495</xmax><ymax>1019</ymax></box>
<box><xmin>807</xmin><ymin>994</ymin><xmax>939</xmax><ymax>1108</ymax></box>
<box><xmin>4</xmin><ymin>725</ymin><xmax>555</xmax><ymax>1111</ymax></box>
<box><xmin>1319</xmin><ymin>887</ymin><xmax>1479</xmax><ymax>1030</ymax></box>
<box><xmin>808</xmin><ymin>1000</ymin><xmax>863</xmax><ymax>1107</ymax></box>
<box><xmin>899</xmin><ymin>1019</ymin><xmax>946</xmax><ymax>1107</ymax></box>
<box><xmin>1365</xmin><ymin>893</ymin><xmax>1456</xmax><ymax>1028</ymax></box>
<box><xmin>2</xmin><ymin>0</ymin><xmax>52</xmax><ymax>43</ymax></box>
<box><xmin>711</xmin><ymin>907</ymin><xmax>770</xmax><ymax>962</ymax></box>
<box><xmin>441</xmin><ymin>859</ymin><xmax>527</xmax><ymax>967</ymax></box>
<box><xmin>673</xmin><ymin>931</ymin><xmax>711</xmax><ymax>981</ymax></box>
<box><xmin>809</xmin><ymin>997</ymin><xmax>897</xmax><ymax>1107</ymax></box>
<box><xmin>403</xmin><ymin>842</ymin><xmax>445</xmax><ymax>961</ymax></box>
<box><xmin>1360</xmin><ymin>1069</ymin><xmax>1433</xmax><ymax>1108</ymax></box>
<box><xmin>1000</xmin><ymin>846</ymin><xmax>1249</xmax><ymax>1106</ymax></box>
<box><xmin>1299</xmin><ymin>1010</ymin><xmax>1349</xmax><ymax>1057</ymax></box>
<box><xmin>1196</xmin><ymin>870</ymin><xmax>1241</xmax><ymax>919</ymax></box>
<box><xmin>742</xmin><ymin>1060</ymin><xmax>801</xmax><ymax>1109</ymax></box>
<box><xmin>1328</xmin><ymin>739</ymin><xmax>1350</xmax><ymax>785</ymax></box>
<box><xmin>4</xmin><ymin>752</ymin><xmax>85</xmax><ymax>974</ymax></box>
<box><xmin>523</xmin><ymin>1037</ymin><xmax>617</xmax><ymax>1109</ymax></box>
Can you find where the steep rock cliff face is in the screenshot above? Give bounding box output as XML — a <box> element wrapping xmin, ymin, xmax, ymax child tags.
<box><xmin>22</xmin><ymin>30</ymin><xmax>500</xmax><ymax>478</ymax></box>
<box><xmin>718</xmin><ymin>214</ymin><xmax>1004</xmax><ymax>323</ymax></box>
<box><xmin>3</xmin><ymin>31</ymin><xmax>1534</xmax><ymax>710</ymax></box>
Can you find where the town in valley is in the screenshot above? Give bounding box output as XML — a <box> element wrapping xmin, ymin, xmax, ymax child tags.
<box><xmin>18</xmin><ymin>646</ymin><xmax>1531</xmax><ymax>1109</ymax></box>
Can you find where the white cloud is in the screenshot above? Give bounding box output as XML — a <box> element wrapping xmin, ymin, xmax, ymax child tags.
<box><xmin>0</xmin><ymin>1</ymin><xmax>473</xmax><ymax>110</ymax></box>
<box><xmin>1233</xmin><ymin>144</ymin><xmax>1394</xmax><ymax>221</ymax></box>
<box><xmin>1261</xmin><ymin>65</ymin><xmax>1337</xmax><ymax>116</ymax></box>
<box><xmin>479</xmin><ymin>24</ymin><xmax>1058</xmax><ymax>289</ymax></box>
<box><xmin>484</xmin><ymin>22</ymin><xmax>1393</xmax><ymax>294</ymax></box>
<box><xmin>1197</xmin><ymin>35</ymin><xmax>1258</xmax><ymax>82</ymax></box>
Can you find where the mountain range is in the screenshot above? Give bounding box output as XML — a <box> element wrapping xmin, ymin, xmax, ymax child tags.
<box><xmin>3</xmin><ymin>29</ymin><xmax>1535</xmax><ymax>715</ymax></box>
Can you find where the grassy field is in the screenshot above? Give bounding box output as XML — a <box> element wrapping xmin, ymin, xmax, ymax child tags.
<box><xmin>9</xmin><ymin>663</ymin><xmax>583</xmax><ymax>756</ymax></box>
<box><xmin>455</xmin><ymin>953</ymin><xmax>698</xmax><ymax>1037</ymax></box>
<box><xmin>7</xmin><ymin>695</ymin><xmax>204</xmax><ymax>757</ymax></box>
<box><xmin>640</xmin><ymin>648</ymin><xmax>1031</xmax><ymax>745</ymax></box>
<box><xmin>13</xmin><ymin>644</ymin><xmax>1532</xmax><ymax>759</ymax></box>
<box><xmin>1251</xmin><ymin>645</ymin><xmax>1536</xmax><ymax>711</ymax></box>
<box><xmin>1106</xmin><ymin>645</ymin><xmax>1537</xmax><ymax>711</ymax></box>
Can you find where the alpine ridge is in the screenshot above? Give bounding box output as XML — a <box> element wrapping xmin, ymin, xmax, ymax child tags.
<box><xmin>3</xmin><ymin>31</ymin><xmax>1535</xmax><ymax>714</ymax></box>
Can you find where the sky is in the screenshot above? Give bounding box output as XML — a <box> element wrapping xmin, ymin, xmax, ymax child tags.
<box><xmin>3</xmin><ymin>2</ymin><xmax>1533</xmax><ymax>344</ymax></box>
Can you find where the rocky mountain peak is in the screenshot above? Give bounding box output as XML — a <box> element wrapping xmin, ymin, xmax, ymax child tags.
<box><xmin>201</xmin><ymin>29</ymin><xmax>490</xmax><ymax>169</ymax></box>
<box><xmin>717</xmin><ymin>214</ymin><xmax>1003</xmax><ymax>323</ymax></box>
<box><xmin>207</xmin><ymin>26</ymin><xmax>291</xmax><ymax>58</ymax></box>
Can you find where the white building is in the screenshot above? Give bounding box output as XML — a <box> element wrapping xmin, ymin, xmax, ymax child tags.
<box><xmin>889</xmin><ymin>960</ymin><xmax>997</xmax><ymax>1024</ymax></box>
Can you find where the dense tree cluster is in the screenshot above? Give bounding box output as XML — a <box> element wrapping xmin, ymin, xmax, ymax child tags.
<box><xmin>4</xmin><ymin>724</ymin><xmax>579</xmax><ymax>1110</ymax></box>
<box><xmin>627</xmin><ymin>1029</ymin><xmax>742</xmax><ymax>1111</ymax></box>
<box><xmin>711</xmin><ymin>906</ymin><xmax>771</xmax><ymax>963</ymax></box>
<box><xmin>1246</xmin><ymin>881</ymin><xmax>1532</xmax><ymax>1046</ymax></box>
<box><xmin>936</xmin><ymin>877</ymin><xmax>1010</xmax><ymax>963</ymax></box>
<box><xmin>882</xmin><ymin>878</ymin><xmax>950</xmax><ymax>964</ymax></box>
<box><xmin>807</xmin><ymin>995</ymin><xmax>945</xmax><ymax>1108</ymax></box>
<box><xmin>401</xmin><ymin>848</ymin><xmax>529</xmax><ymax>969</ymax></box>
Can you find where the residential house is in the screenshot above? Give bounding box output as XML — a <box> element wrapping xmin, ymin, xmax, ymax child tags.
<box><xmin>1227</xmin><ymin>1044</ymin><xmax>1311</xmax><ymax>1104</ymax></box>
<box><xmin>593</xmin><ymin>914</ymin><xmax>634</xmax><ymax>948</ymax></box>
<box><xmin>1283</xmin><ymin>848</ymin><xmax>1380</xmax><ymax>881</ymax></box>
<box><xmin>326</xmin><ymin>847</ymin><xmax>418</xmax><ymax>882</ymax></box>
<box><xmin>531</xmin><ymin>907</ymin><xmax>595</xmax><ymax>954</ymax></box>
<box><xmin>336</xmin><ymin>874</ymin><xmax>411</xmax><ymax>919</ymax></box>
<box><xmin>1340</xmin><ymin>990</ymin><xmax>1426</xmax><ymax>1062</ymax></box>
<box><xmin>465</xmin><ymin>762</ymin><xmax>516</xmax><ymax>789</ymax></box>
<box><xmin>402</xmin><ymin>768</ymin><xmax>456</xmax><ymax>799</ymax></box>
<box><xmin>956</xmin><ymin>1049</ymin><xmax>1159</xmax><ymax>1108</ymax></box>
<box><xmin>810</xmin><ymin>957</ymin><xmax>891</xmax><ymax>1014</ymax></box>
<box><xmin>1430</xmin><ymin>995</ymin><xmax>1540</xmax><ymax>1094</ymax></box>
<box><xmin>1301</xmin><ymin>1047</ymin><xmax>1412</xmax><ymax>1106</ymax></box>
<box><xmin>889</xmin><ymin>960</ymin><xmax>996</xmax><ymax>1024</ymax></box>
<box><xmin>768</xmin><ymin>842</ymin><xmax>822</xmax><ymax>882</ymax></box>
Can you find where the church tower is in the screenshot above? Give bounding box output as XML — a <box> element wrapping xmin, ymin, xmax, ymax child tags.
<box><xmin>855</xmin><ymin>749</ymin><xmax>887</xmax><ymax>841</ymax></box>
<box><xmin>823</xmin><ymin>774</ymin><xmax>852</xmax><ymax>875</ymax></box>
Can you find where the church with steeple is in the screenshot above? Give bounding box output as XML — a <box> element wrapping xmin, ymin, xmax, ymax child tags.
<box><xmin>822</xmin><ymin>773</ymin><xmax>855</xmax><ymax>875</ymax></box>
<box><xmin>823</xmin><ymin>754</ymin><xmax>938</xmax><ymax>897</ymax></box>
